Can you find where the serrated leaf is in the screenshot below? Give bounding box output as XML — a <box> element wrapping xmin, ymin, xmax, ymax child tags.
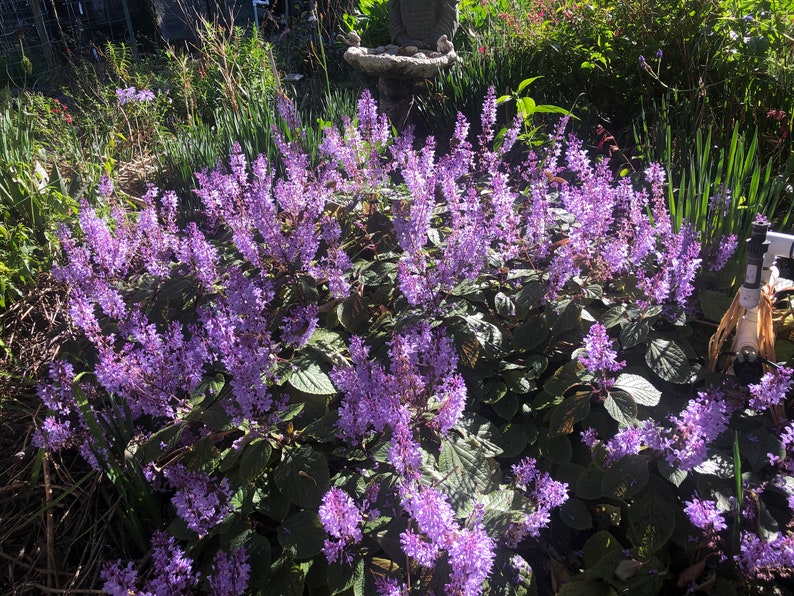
<box><xmin>739</xmin><ymin>428</ymin><xmax>784</xmax><ymax>473</ymax></box>
<box><xmin>459</xmin><ymin>414</ymin><xmax>504</xmax><ymax>457</ymax></box>
<box><xmin>463</xmin><ymin>314</ymin><xmax>505</xmax><ymax>360</ymax></box>
<box><xmin>613</xmin><ymin>373</ymin><xmax>661</xmax><ymax>406</ymax></box>
<box><xmin>558</xmin><ymin>581</ymin><xmax>618</xmax><ymax>596</ymax></box>
<box><xmin>645</xmin><ymin>338</ymin><xmax>693</xmax><ymax>384</ymax></box>
<box><xmin>656</xmin><ymin>458</ymin><xmax>687</xmax><ymax>487</ymax></box>
<box><xmin>479</xmin><ymin>490</ymin><xmax>528</xmax><ymax>535</ymax></box>
<box><xmin>357</xmin><ymin>260</ymin><xmax>398</xmax><ymax>286</ymax></box>
<box><xmin>539</xmin><ymin>432</ymin><xmax>572</xmax><ymax>464</ymax></box>
<box><xmin>627</xmin><ymin>489</ymin><xmax>676</xmax><ymax>557</ymax></box>
<box><xmin>491</xmin><ymin>392</ymin><xmax>519</xmax><ymax>420</ymax></box>
<box><xmin>602</xmin><ymin>306</ymin><xmax>628</xmax><ymax>328</ymax></box>
<box><xmin>550</xmin><ymin>300</ymin><xmax>581</xmax><ymax>338</ymax></box>
<box><xmin>277</xmin><ymin>510</ymin><xmax>325</xmax><ymax>559</ymax></box>
<box><xmin>288</xmin><ymin>356</ymin><xmax>336</xmax><ymax>395</ymax></box>
<box><xmin>243</xmin><ymin>532</ymin><xmax>272</xmax><ymax>588</ymax></box>
<box><xmin>575</xmin><ymin>466</ymin><xmax>604</xmax><ymax>500</ymax></box>
<box><xmin>439</xmin><ymin>437</ymin><xmax>494</xmax><ymax>494</ymax></box>
<box><xmin>274</xmin><ymin>446</ymin><xmax>330</xmax><ymax>508</ymax></box>
<box><xmin>202</xmin><ymin>401</ymin><xmax>233</xmax><ymax>431</ymax></box>
<box><xmin>140</xmin><ymin>423</ymin><xmax>185</xmax><ymax>463</ymax></box>
<box><xmin>499</xmin><ymin>422</ymin><xmax>529</xmax><ymax>458</ymax></box>
<box><xmin>504</xmin><ymin>369</ymin><xmax>538</xmax><ymax>395</ymax></box>
<box><xmin>601</xmin><ymin>454</ymin><xmax>648</xmax><ymax>499</ymax></box>
<box><xmin>482</xmin><ymin>380</ymin><xmax>508</xmax><ymax>404</ymax></box>
<box><xmin>451</xmin><ymin>321</ymin><xmax>482</xmax><ymax>368</ymax></box>
<box><xmin>583</xmin><ymin>531</ymin><xmax>623</xmax><ymax>568</ymax></box>
<box><xmin>239</xmin><ymin>438</ymin><xmax>272</xmax><ymax>484</ymax></box>
<box><xmin>559</xmin><ymin>497</ymin><xmax>593</xmax><ymax>530</ymax></box>
<box><xmin>516</xmin><ymin>280</ymin><xmax>546</xmax><ymax>310</ymax></box>
<box><xmin>338</xmin><ymin>293</ymin><xmax>369</xmax><ymax>333</ymax></box>
<box><xmin>700</xmin><ymin>290</ymin><xmax>734</xmax><ymax>323</ymax></box>
<box><xmin>307</xmin><ymin>328</ymin><xmax>347</xmax><ymax>364</ymax></box>
<box><xmin>604</xmin><ymin>390</ymin><xmax>638</xmax><ymax>426</ymax></box>
<box><xmin>619</xmin><ymin>320</ymin><xmax>649</xmax><ymax>350</ymax></box>
<box><xmin>328</xmin><ymin>558</ymin><xmax>365</xmax><ymax>595</ymax></box>
<box><xmin>494</xmin><ymin>291</ymin><xmax>516</xmax><ymax>317</ymax></box>
<box><xmin>265</xmin><ymin>553</ymin><xmax>305</xmax><ymax>596</ymax></box>
<box><xmin>544</xmin><ymin>360</ymin><xmax>585</xmax><ymax>398</ymax></box>
<box><xmin>513</xmin><ymin>318</ymin><xmax>548</xmax><ymax>351</ymax></box>
<box><xmin>549</xmin><ymin>391</ymin><xmax>592</xmax><ymax>435</ymax></box>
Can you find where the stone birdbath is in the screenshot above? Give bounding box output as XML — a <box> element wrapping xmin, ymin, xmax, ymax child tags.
<box><xmin>340</xmin><ymin>0</ymin><xmax>459</xmax><ymax>129</ymax></box>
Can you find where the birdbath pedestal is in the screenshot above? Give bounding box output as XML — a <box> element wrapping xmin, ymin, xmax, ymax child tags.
<box><xmin>340</xmin><ymin>0</ymin><xmax>459</xmax><ymax>130</ymax></box>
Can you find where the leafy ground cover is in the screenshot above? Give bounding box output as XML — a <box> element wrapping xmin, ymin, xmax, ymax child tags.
<box><xmin>4</xmin><ymin>88</ymin><xmax>794</xmax><ymax>595</ymax></box>
<box><xmin>1</xmin><ymin>1</ymin><xmax>794</xmax><ymax>594</ymax></box>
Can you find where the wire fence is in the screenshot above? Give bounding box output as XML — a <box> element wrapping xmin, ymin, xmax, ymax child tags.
<box><xmin>0</xmin><ymin>0</ymin><xmax>260</xmax><ymax>88</ymax></box>
<box><xmin>0</xmin><ymin>0</ymin><xmax>153</xmax><ymax>87</ymax></box>
<box><xmin>0</xmin><ymin>0</ymin><xmax>353</xmax><ymax>89</ymax></box>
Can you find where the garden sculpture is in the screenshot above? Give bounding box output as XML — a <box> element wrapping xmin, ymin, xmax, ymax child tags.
<box><xmin>341</xmin><ymin>0</ymin><xmax>459</xmax><ymax>129</ymax></box>
<box><xmin>389</xmin><ymin>0</ymin><xmax>459</xmax><ymax>50</ymax></box>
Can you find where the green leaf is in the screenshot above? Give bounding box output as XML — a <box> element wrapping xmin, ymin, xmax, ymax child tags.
<box><xmin>265</xmin><ymin>553</ymin><xmax>305</xmax><ymax>596</ymax></box>
<box><xmin>277</xmin><ymin>510</ymin><xmax>326</xmax><ymax>559</ymax></box>
<box><xmin>543</xmin><ymin>360</ymin><xmax>585</xmax><ymax>399</ymax></box>
<box><xmin>459</xmin><ymin>414</ymin><xmax>504</xmax><ymax>457</ymax></box>
<box><xmin>559</xmin><ymin>497</ymin><xmax>593</xmax><ymax>530</ymax></box>
<box><xmin>549</xmin><ymin>391</ymin><xmax>592</xmax><ymax>436</ymax></box>
<box><xmin>583</xmin><ymin>531</ymin><xmax>624</xmax><ymax>568</ymax></box>
<box><xmin>575</xmin><ymin>467</ymin><xmax>604</xmax><ymax>500</ymax></box>
<box><xmin>515</xmin><ymin>280</ymin><xmax>546</xmax><ymax>311</ymax></box>
<box><xmin>619</xmin><ymin>320</ymin><xmax>649</xmax><ymax>350</ymax></box>
<box><xmin>645</xmin><ymin>338</ymin><xmax>693</xmax><ymax>384</ymax></box>
<box><xmin>478</xmin><ymin>489</ymin><xmax>529</xmax><ymax>535</ymax></box>
<box><xmin>288</xmin><ymin>356</ymin><xmax>336</xmax><ymax>395</ymax></box>
<box><xmin>558</xmin><ymin>581</ymin><xmax>617</xmax><ymax>596</ymax></box>
<box><xmin>627</xmin><ymin>489</ymin><xmax>676</xmax><ymax>557</ymax></box>
<box><xmin>601</xmin><ymin>455</ymin><xmax>648</xmax><ymax>499</ymax></box>
<box><xmin>491</xmin><ymin>392</ymin><xmax>519</xmax><ymax>420</ymax></box>
<box><xmin>513</xmin><ymin>318</ymin><xmax>548</xmax><ymax>351</ymax></box>
<box><xmin>499</xmin><ymin>422</ymin><xmax>529</xmax><ymax>458</ymax></box>
<box><xmin>244</xmin><ymin>532</ymin><xmax>273</xmax><ymax>588</ymax></box>
<box><xmin>139</xmin><ymin>423</ymin><xmax>185</xmax><ymax>463</ymax></box>
<box><xmin>494</xmin><ymin>291</ymin><xmax>516</xmax><ymax>317</ymax></box>
<box><xmin>657</xmin><ymin>459</ymin><xmax>687</xmax><ymax>487</ymax></box>
<box><xmin>307</xmin><ymin>328</ymin><xmax>347</xmax><ymax>365</ymax></box>
<box><xmin>463</xmin><ymin>314</ymin><xmax>505</xmax><ymax>360</ymax></box>
<box><xmin>503</xmin><ymin>369</ymin><xmax>537</xmax><ymax>395</ymax></box>
<box><xmin>338</xmin><ymin>293</ymin><xmax>370</xmax><ymax>333</ymax></box>
<box><xmin>202</xmin><ymin>401</ymin><xmax>233</xmax><ymax>431</ymax></box>
<box><xmin>613</xmin><ymin>374</ymin><xmax>661</xmax><ymax>407</ymax></box>
<box><xmin>739</xmin><ymin>428</ymin><xmax>784</xmax><ymax>473</ymax></box>
<box><xmin>699</xmin><ymin>290</ymin><xmax>734</xmax><ymax>323</ymax></box>
<box><xmin>603</xmin><ymin>390</ymin><xmax>638</xmax><ymax>426</ymax></box>
<box><xmin>239</xmin><ymin>438</ymin><xmax>272</xmax><ymax>484</ymax></box>
<box><xmin>550</xmin><ymin>300</ymin><xmax>581</xmax><ymax>339</ymax></box>
<box><xmin>439</xmin><ymin>437</ymin><xmax>494</xmax><ymax>494</ymax></box>
<box><xmin>539</xmin><ymin>431</ymin><xmax>572</xmax><ymax>464</ymax></box>
<box><xmin>274</xmin><ymin>446</ymin><xmax>331</xmax><ymax>508</ymax></box>
<box><xmin>328</xmin><ymin>557</ymin><xmax>365</xmax><ymax>595</ymax></box>
<box><xmin>602</xmin><ymin>306</ymin><xmax>628</xmax><ymax>328</ymax></box>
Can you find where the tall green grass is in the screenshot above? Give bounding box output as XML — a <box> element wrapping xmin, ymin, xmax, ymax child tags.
<box><xmin>0</xmin><ymin>92</ymin><xmax>83</xmax><ymax>308</ymax></box>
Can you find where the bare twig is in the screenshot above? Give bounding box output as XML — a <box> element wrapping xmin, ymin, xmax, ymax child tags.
<box><xmin>42</xmin><ymin>452</ymin><xmax>57</xmax><ymax>590</ymax></box>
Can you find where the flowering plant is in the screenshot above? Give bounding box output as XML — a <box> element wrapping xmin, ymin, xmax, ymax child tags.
<box><xmin>36</xmin><ymin>89</ymin><xmax>794</xmax><ymax>594</ymax></box>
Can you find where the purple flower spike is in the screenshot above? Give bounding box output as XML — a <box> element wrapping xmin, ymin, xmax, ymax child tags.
<box><xmin>578</xmin><ymin>322</ymin><xmax>625</xmax><ymax>376</ymax></box>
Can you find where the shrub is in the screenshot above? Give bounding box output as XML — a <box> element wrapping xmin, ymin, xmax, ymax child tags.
<box><xmin>35</xmin><ymin>90</ymin><xmax>794</xmax><ymax>595</ymax></box>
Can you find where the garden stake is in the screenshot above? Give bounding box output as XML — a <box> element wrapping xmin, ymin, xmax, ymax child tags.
<box><xmin>708</xmin><ymin>221</ymin><xmax>794</xmax><ymax>424</ymax></box>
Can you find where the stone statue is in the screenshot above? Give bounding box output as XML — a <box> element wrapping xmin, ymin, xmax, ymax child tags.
<box><xmin>389</xmin><ymin>0</ymin><xmax>459</xmax><ymax>50</ymax></box>
<box><xmin>340</xmin><ymin>0</ymin><xmax>460</xmax><ymax>129</ymax></box>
